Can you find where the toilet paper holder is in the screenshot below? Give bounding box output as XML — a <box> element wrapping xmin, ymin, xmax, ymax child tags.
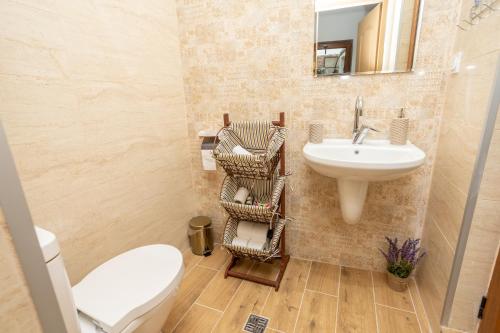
<box><xmin>198</xmin><ymin>130</ymin><xmax>219</xmax><ymax>171</ymax></box>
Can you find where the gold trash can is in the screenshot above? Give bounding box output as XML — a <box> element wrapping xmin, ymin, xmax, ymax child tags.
<box><xmin>188</xmin><ymin>216</ymin><xmax>214</xmax><ymax>256</ymax></box>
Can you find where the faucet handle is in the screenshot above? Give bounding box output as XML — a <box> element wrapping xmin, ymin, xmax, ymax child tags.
<box><xmin>360</xmin><ymin>124</ymin><xmax>380</xmax><ymax>132</ymax></box>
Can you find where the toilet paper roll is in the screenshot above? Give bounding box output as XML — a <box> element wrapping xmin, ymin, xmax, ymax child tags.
<box><xmin>234</xmin><ymin>187</ymin><xmax>250</xmax><ymax>204</ymax></box>
<box><xmin>232</xmin><ymin>145</ymin><xmax>252</xmax><ymax>155</ymax></box>
<box><xmin>232</xmin><ymin>237</ymin><xmax>249</xmax><ymax>248</ymax></box>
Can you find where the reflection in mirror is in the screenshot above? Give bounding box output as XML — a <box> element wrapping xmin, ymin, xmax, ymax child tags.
<box><xmin>314</xmin><ymin>0</ymin><xmax>422</xmax><ymax>76</ymax></box>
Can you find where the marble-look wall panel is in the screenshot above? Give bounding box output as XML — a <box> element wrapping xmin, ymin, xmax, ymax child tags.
<box><xmin>0</xmin><ymin>211</ymin><xmax>42</xmax><ymax>332</ymax></box>
<box><xmin>176</xmin><ymin>0</ymin><xmax>460</xmax><ymax>270</ymax></box>
<box><xmin>0</xmin><ymin>0</ymin><xmax>194</xmax><ymax>330</ymax></box>
<box><xmin>417</xmin><ymin>3</ymin><xmax>500</xmax><ymax>332</ymax></box>
<box><xmin>448</xmin><ymin>94</ymin><xmax>500</xmax><ymax>331</ymax></box>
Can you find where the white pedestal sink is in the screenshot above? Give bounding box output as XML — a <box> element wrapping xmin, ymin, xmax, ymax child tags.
<box><xmin>303</xmin><ymin>139</ymin><xmax>425</xmax><ymax>224</ymax></box>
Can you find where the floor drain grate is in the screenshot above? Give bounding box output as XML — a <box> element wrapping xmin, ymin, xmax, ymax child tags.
<box><xmin>243</xmin><ymin>314</ymin><xmax>268</xmax><ymax>333</ymax></box>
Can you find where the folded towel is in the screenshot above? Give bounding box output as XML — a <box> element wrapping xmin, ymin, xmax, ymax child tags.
<box><xmin>251</xmin><ymin>223</ymin><xmax>269</xmax><ymax>243</ymax></box>
<box><xmin>236</xmin><ymin>221</ymin><xmax>254</xmax><ymax>239</ymax></box>
<box><xmin>232</xmin><ymin>145</ymin><xmax>252</xmax><ymax>155</ymax></box>
<box><xmin>232</xmin><ymin>237</ymin><xmax>249</xmax><ymax>247</ymax></box>
<box><xmin>236</xmin><ymin>221</ymin><xmax>268</xmax><ymax>244</ymax></box>
<box><xmin>247</xmin><ymin>239</ymin><xmax>266</xmax><ymax>251</ymax></box>
<box><xmin>234</xmin><ymin>187</ymin><xmax>249</xmax><ymax>204</ymax></box>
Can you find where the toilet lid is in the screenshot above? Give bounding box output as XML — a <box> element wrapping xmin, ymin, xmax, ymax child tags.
<box><xmin>72</xmin><ymin>244</ymin><xmax>183</xmax><ymax>333</ymax></box>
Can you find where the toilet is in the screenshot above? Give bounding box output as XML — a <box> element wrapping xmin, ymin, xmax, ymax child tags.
<box><xmin>35</xmin><ymin>226</ymin><xmax>184</xmax><ymax>333</ymax></box>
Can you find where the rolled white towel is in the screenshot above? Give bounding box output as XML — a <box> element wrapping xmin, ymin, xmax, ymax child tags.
<box><xmin>247</xmin><ymin>240</ymin><xmax>266</xmax><ymax>251</ymax></box>
<box><xmin>232</xmin><ymin>237</ymin><xmax>249</xmax><ymax>247</ymax></box>
<box><xmin>236</xmin><ymin>221</ymin><xmax>268</xmax><ymax>243</ymax></box>
<box><xmin>250</xmin><ymin>223</ymin><xmax>269</xmax><ymax>243</ymax></box>
<box><xmin>236</xmin><ymin>221</ymin><xmax>255</xmax><ymax>239</ymax></box>
<box><xmin>232</xmin><ymin>145</ymin><xmax>252</xmax><ymax>155</ymax></box>
<box><xmin>234</xmin><ymin>187</ymin><xmax>249</xmax><ymax>204</ymax></box>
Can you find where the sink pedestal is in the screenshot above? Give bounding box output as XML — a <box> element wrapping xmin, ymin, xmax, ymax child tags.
<box><xmin>337</xmin><ymin>179</ymin><xmax>368</xmax><ymax>224</ymax></box>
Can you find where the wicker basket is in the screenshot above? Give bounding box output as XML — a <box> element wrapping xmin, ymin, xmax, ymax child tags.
<box><xmin>213</xmin><ymin>121</ymin><xmax>287</xmax><ymax>179</ymax></box>
<box><xmin>220</xmin><ymin>174</ymin><xmax>285</xmax><ymax>224</ymax></box>
<box><xmin>222</xmin><ymin>217</ymin><xmax>287</xmax><ymax>262</ymax></box>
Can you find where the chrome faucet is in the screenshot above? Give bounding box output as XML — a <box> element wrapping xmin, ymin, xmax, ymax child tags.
<box><xmin>353</xmin><ymin>96</ymin><xmax>363</xmax><ymax>136</ymax></box>
<box><xmin>352</xmin><ymin>96</ymin><xmax>379</xmax><ymax>144</ymax></box>
<box><xmin>353</xmin><ymin>125</ymin><xmax>379</xmax><ymax>144</ymax></box>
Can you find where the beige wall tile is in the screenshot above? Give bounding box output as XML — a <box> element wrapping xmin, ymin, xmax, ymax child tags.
<box><xmin>0</xmin><ymin>211</ymin><xmax>42</xmax><ymax>333</ymax></box>
<box><xmin>417</xmin><ymin>219</ymin><xmax>455</xmax><ymax>332</ymax></box>
<box><xmin>449</xmin><ymin>120</ymin><xmax>500</xmax><ymax>331</ymax></box>
<box><xmin>0</xmin><ymin>0</ymin><xmax>194</xmax><ymax>329</ymax></box>
<box><xmin>176</xmin><ymin>0</ymin><xmax>462</xmax><ymax>271</ymax></box>
<box><xmin>418</xmin><ymin>9</ymin><xmax>500</xmax><ymax>332</ymax></box>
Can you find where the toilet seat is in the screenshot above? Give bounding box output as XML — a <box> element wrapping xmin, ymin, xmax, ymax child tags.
<box><xmin>72</xmin><ymin>244</ymin><xmax>183</xmax><ymax>333</ymax></box>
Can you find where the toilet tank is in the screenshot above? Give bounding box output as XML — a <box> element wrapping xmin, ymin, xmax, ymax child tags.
<box><xmin>35</xmin><ymin>226</ymin><xmax>81</xmax><ymax>333</ymax></box>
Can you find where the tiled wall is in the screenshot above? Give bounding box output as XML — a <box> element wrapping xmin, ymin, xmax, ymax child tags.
<box><xmin>0</xmin><ymin>211</ymin><xmax>41</xmax><ymax>332</ymax></box>
<box><xmin>449</xmin><ymin>111</ymin><xmax>500</xmax><ymax>332</ymax></box>
<box><xmin>0</xmin><ymin>1</ymin><xmax>193</xmax><ymax>331</ymax></box>
<box><xmin>416</xmin><ymin>3</ymin><xmax>500</xmax><ymax>332</ymax></box>
<box><xmin>176</xmin><ymin>0</ymin><xmax>460</xmax><ymax>270</ymax></box>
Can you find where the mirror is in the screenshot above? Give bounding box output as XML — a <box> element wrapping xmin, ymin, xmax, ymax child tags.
<box><xmin>314</xmin><ymin>0</ymin><xmax>422</xmax><ymax>76</ymax></box>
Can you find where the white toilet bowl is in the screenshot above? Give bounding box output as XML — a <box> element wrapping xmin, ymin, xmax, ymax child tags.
<box><xmin>35</xmin><ymin>226</ymin><xmax>183</xmax><ymax>333</ymax></box>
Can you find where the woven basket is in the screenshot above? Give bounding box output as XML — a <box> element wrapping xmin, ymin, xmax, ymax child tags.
<box><xmin>213</xmin><ymin>121</ymin><xmax>287</xmax><ymax>179</ymax></box>
<box><xmin>220</xmin><ymin>174</ymin><xmax>285</xmax><ymax>224</ymax></box>
<box><xmin>222</xmin><ymin>217</ymin><xmax>287</xmax><ymax>262</ymax></box>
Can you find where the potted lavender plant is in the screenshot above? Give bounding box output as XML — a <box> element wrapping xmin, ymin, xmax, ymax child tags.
<box><xmin>379</xmin><ymin>237</ymin><xmax>426</xmax><ymax>291</ymax></box>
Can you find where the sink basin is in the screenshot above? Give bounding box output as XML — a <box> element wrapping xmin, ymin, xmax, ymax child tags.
<box><xmin>303</xmin><ymin>139</ymin><xmax>425</xmax><ymax>224</ymax></box>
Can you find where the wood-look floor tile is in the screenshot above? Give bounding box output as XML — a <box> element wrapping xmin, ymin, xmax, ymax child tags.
<box><xmin>172</xmin><ymin>304</ymin><xmax>221</xmax><ymax>333</ymax></box>
<box><xmin>197</xmin><ymin>259</ymin><xmax>253</xmax><ymax>311</ymax></box>
<box><xmin>409</xmin><ymin>278</ymin><xmax>431</xmax><ymax>333</ymax></box>
<box><xmin>198</xmin><ymin>246</ymin><xmax>230</xmax><ymax>270</ymax></box>
<box><xmin>213</xmin><ymin>280</ymin><xmax>271</xmax><ymax>332</ymax></box>
<box><xmin>182</xmin><ymin>249</ymin><xmax>203</xmax><ymax>275</ymax></box>
<box><xmin>294</xmin><ymin>290</ymin><xmax>337</xmax><ymax>333</ymax></box>
<box><xmin>261</xmin><ymin>259</ymin><xmax>310</xmax><ymax>332</ymax></box>
<box><xmin>337</xmin><ymin>267</ymin><xmax>377</xmax><ymax>333</ymax></box>
<box><xmin>249</xmin><ymin>260</ymin><xmax>281</xmax><ymax>280</ymax></box>
<box><xmin>377</xmin><ymin>305</ymin><xmax>420</xmax><ymax>333</ymax></box>
<box><xmin>306</xmin><ymin>261</ymin><xmax>340</xmax><ymax>296</ymax></box>
<box><xmin>373</xmin><ymin>271</ymin><xmax>414</xmax><ymax>311</ymax></box>
<box><xmin>163</xmin><ymin>266</ymin><xmax>217</xmax><ymax>332</ymax></box>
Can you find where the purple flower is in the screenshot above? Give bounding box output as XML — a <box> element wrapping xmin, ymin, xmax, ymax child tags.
<box><xmin>379</xmin><ymin>237</ymin><xmax>426</xmax><ymax>278</ymax></box>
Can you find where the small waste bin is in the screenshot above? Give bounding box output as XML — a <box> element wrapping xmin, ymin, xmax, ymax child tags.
<box><xmin>188</xmin><ymin>216</ymin><xmax>214</xmax><ymax>256</ymax></box>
